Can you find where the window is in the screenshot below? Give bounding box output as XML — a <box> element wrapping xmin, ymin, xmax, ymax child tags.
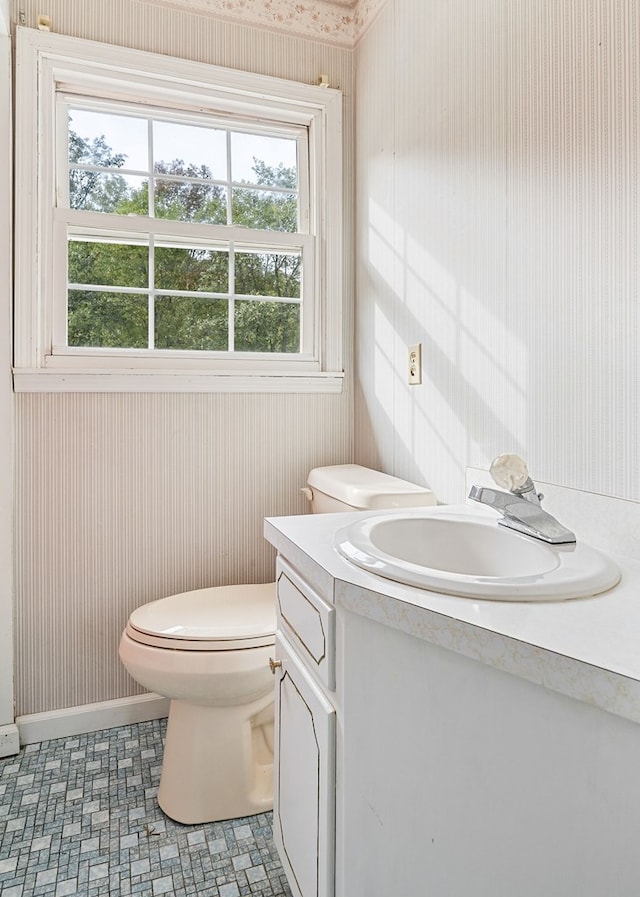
<box><xmin>15</xmin><ymin>29</ymin><xmax>343</xmax><ymax>392</ymax></box>
<box><xmin>62</xmin><ymin>104</ymin><xmax>309</xmax><ymax>357</ymax></box>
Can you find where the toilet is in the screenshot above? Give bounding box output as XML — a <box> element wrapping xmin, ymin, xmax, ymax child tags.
<box><xmin>119</xmin><ymin>464</ymin><xmax>436</xmax><ymax>825</ymax></box>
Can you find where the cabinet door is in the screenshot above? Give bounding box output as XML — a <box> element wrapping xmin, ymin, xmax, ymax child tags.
<box><xmin>273</xmin><ymin>632</ymin><xmax>335</xmax><ymax>897</ymax></box>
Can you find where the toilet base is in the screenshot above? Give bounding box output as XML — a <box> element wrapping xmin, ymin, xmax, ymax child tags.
<box><xmin>158</xmin><ymin>693</ymin><xmax>274</xmax><ymax>825</ymax></box>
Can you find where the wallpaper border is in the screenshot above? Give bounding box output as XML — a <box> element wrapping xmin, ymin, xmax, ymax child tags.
<box><xmin>136</xmin><ymin>0</ymin><xmax>388</xmax><ymax>47</ymax></box>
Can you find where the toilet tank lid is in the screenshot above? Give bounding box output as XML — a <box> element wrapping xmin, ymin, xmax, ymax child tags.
<box><xmin>307</xmin><ymin>464</ymin><xmax>436</xmax><ymax>510</ymax></box>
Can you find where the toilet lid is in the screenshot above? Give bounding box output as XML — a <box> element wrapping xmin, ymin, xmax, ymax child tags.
<box><xmin>126</xmin><ymin>583</ymin><xmax>276</xmax><ymax>651</ymax></box>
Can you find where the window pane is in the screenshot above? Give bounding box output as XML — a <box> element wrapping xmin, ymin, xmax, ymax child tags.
<box><xmin>155</xmin><ymin>296</ymin><xmax>228</xmax><ymax>350</ymax></box>
<box><xmin>235</xmin><ymin>252</ymin><xmax>301</xmax><ymax>298</ymax></box>
<box><xmin>232</xmin><ymin>188</ymin><xmax>297</xmax><ymax>232</ymax></box>
<box><xmin>230</xmin><ymin>132</ymin><xmax>297</xmax><ymax>186</ymax></box>
<box><xmin>154</xmin><ymin>180</ymin><xmax>227</xmax><ymax>224</ymax></box>
<box><xmin>68</xmin><ymin>290</ymin><xmax>148</xmax><ymax>348</ymax></box>
<box><xmin>155</xmin><ymin>247</ymin><xmax>228</xmax><ymax>293</ymax></box>
<box><xmin>69</xmin><ymin>109</ymin><xmax>148</xmax><ymax>170</ymax></box>
<box><xmin>153</xmin><ymin>121</ymin><xmax>227</xmax><ymax>180</ymax></box>
<box><xmin>234</xmin><ymin>300</ymin><xmax>300</xmax><ymax>353</ymax></box>
<box><xmin>69</xmin><ymin>171</ymin><xmax>147</xmax><ymax>214</ymax></box>
<box><xmin>69</xmin><ymin>240</ymin><xmax>148</xmax><ymax>289</ymax></box>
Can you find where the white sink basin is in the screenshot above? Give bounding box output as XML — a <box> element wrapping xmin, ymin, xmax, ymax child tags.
<box><xmin>335</xmin><ymin>510</ymin><xmax>620</xmax><ymax>601</ymax></box>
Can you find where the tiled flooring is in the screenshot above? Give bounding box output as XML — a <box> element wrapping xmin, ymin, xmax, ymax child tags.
<box><xmin>0</xmin><ymin>719</ymin><xmax>292</xmax><ymax>897</ymax></box>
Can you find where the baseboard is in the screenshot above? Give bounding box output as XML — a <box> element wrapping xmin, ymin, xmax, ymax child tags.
<box><xmin>0</xmin><ymin>722</ymin><xmax>20</xmax><ymax>757</ymax></box>
<box><xmin>16</xmin><ymin>693</ymin><xmax>170</xmax><ymax>746</ymax></box>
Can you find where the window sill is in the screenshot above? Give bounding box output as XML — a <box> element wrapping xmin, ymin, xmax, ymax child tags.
<box><xmin>13</xmin><ymin>368</ymin><xmax>344</xmax><ymax>394</ymax></box>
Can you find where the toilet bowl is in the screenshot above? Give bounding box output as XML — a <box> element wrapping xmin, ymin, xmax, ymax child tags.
<box><xmin>119</xmin><ymin>583</ymin><xmax>276</xmax><ymax>824</ymax></box>
<box><xmin>119</xmin><ymin>465</ymin><xmax>436</xmax><ymax>825</ymax></box>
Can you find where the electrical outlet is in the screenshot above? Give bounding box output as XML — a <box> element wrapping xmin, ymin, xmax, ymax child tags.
<box><xmin>408</xmin><ymin>343</ymin><xmax>422</xmax><ymax>385</ymax></box>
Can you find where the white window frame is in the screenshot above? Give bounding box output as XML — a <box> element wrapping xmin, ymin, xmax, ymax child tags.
<box><xmin>14</xmin><ymin>28</ymin><xmax>344</xmax><ymax>393</ymax></box>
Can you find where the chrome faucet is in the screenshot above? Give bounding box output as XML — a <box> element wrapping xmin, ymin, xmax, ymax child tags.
<box><xmin>468</xmin><ymin>455</ymin><xmax>576</xmax><ymax>545</ymax></box>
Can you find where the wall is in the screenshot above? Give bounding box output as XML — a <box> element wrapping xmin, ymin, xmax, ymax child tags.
<box><xmin>12</xmin><ymin>0</ymin><xmax>354</xmax><ymax>716</ymax></box>
<box><xmin>0</xmin><ymin>0</ymin><xmax>17</xmax><ymax>754</ymax></box>
<box><xmin>355</xmin><ymin>0</ymin><xmax>639</xmax><ymax>505</ymax></box>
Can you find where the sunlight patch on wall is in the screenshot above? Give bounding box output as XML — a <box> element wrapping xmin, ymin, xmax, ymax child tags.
<box><xmin>372</xmin><ymin>301</ymin><xmax>396</xmax><ymax>420</ymax></box>
<box><xmin>404</xmin><ymin>232</ymin><xmax>459</xmax><ymax>361</ymax></box>
<box><xmin>459</xmin><ymin>285</ymin><xmax>527</xmax><ymax>443</ymax></box>
<box><xmin>365</xmin><ymin>196</ymin><xmax>528</xmax><ymax>499</ymax></box>
<box><xmin>367</xmin><ymin>197</ymin><xmax>404</xmax><ymax>294</ymax></box>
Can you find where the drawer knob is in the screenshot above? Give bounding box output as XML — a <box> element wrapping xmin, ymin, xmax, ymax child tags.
<box><xmin>269</xmin><ymin>657</ymin><xmax>282</xmax><ymax>674</ymax></box>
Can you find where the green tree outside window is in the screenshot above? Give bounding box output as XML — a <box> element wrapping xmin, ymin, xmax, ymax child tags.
<box><xmin>67</xmin><ymin>130</ymin><xmax>302</xmax><ymax>353</ymax></box>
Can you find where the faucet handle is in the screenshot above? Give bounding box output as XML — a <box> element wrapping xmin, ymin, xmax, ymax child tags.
<box><xmin>489</xmin><ymin>454</ymin><xmax>531</xmax><ymax>491</ymax></box>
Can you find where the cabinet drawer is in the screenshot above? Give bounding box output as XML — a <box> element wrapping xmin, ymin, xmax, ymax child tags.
<box><xmin>276</xmin><ymin>557</ymin><xmax>335</xmax><ymax>691</ymax></box>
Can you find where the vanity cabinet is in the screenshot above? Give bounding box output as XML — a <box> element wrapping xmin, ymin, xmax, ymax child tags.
<box><xmin>266</xmin><ymin>508</ymin><xmax>640</xmax><ymax>897</ymax></box>
<box><xmin>272</xmin><ymin>559</ymin><xmax>336</xmax><ymax>897</ymax></box>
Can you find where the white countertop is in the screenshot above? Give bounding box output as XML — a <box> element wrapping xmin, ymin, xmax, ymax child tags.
<box><xmin>265</xmin><ymin>504</ymin><xmax>640</xmax><ymax>725</ymax></box>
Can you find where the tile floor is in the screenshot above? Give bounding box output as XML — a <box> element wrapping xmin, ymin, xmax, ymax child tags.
<box><xmin>0</xmin><ymin>719</ymin><xmax>292</xmax><ymax>897</ymax></box>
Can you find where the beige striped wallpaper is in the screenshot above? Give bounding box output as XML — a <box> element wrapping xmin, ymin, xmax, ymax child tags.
<box><xmin>12</xmin><ymin>0</ymin><xmax>354</xmax><ymax>715</ymax></box>
<box><xmin>354</xmin><ymin>0</ymin><xmax>640</xmax><ymax>506</ymax></box>
<box><xmin>15</xmin><ymin>0</ymin><xmax>640</xmax><ymax>716</ymax></box>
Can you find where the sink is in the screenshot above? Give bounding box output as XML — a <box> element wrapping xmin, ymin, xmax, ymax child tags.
<box><xmin>335</xmin><ymin>510</ymin><xmax>620</xmax><ymax>601</ymax></box>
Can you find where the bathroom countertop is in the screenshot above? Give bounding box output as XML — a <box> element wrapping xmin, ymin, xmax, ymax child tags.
<box><xmin>264</xmin><ymin>504</ymin><xmax>640</xmax><ymax>725</ymax></box>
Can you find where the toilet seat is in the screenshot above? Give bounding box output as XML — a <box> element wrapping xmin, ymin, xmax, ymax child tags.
<box><xmin>126</xmin><ymin>583</ymin><xmax>276</xmax><ymax>651</ymax></box>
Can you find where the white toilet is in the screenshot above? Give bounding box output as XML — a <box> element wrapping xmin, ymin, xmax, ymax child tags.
<box><xmin>119</xmin><ymin>464</ymin><xmax>436</xmax><ymax>825</ymax></box>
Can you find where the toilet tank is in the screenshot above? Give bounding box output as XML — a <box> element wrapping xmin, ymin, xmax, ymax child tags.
<box><xmin>305</xmin><ymin>464</ymin><xmax>437</xmax><ymax>513</ymax></box>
